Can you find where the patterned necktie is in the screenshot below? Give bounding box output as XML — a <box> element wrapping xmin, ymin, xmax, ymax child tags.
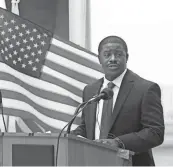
<box><xmin>99</xmin><ymin>82</ymin><xmax>115</xmax><ymax>139</ymax></box>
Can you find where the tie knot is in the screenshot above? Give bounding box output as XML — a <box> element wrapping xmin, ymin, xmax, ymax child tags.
<box><xmin>107</xmin><ymin>82</ymin><xmax>115</xmax><ymax>89</ymax></box>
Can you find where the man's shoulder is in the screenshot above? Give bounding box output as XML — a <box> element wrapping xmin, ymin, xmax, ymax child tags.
<box><xmin>84</xmin><ymin>78</ymin><xmax>103</xmax><ymax>90</ymax></box>
<box><xmin>128</xmin><ymin>69</ymin><xmax>161</xmax><ymax>90</ymax></box>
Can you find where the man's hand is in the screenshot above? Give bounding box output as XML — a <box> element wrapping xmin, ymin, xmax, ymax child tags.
<box><xmin>95</xmin><ymin>139</ymin><xmax>120</xmax><ymax>147</ymax></box>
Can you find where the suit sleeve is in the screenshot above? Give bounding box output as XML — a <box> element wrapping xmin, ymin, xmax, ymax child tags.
<box><xmin>117</xmin><ymin>83</ymin><xmax>165</xmax><ymax>152</ymax></box>
<box><xmin>70</xmin><ymin>86</ymin><xmax>87</xmax><ymax>137</ymax></box>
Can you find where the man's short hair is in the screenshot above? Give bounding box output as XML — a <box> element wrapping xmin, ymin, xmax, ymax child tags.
<box><xmin>98</xmin><ymin>35</ymin><xmax>128</xmax><ymax>53</ymax></box>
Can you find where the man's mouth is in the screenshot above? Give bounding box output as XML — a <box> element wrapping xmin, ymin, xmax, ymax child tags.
<box><xmin>108</xmin><ymin>64</ymin><xmax>118</xmax><ymax>68</ymax></box>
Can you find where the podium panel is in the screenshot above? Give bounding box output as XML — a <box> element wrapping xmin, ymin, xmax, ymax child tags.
<box><xmin>58</xmin><ymin>135</ymin><xmax>133</xmax><ymax>166</ymax></box>
<box><xmin>0</xmin><ymin>133</ymin><xmax>57</xmax><ymax>166</ymax></box>
<box><xmin>12</xmin><ymin>144</ymin><xmax>54</xmax><ymax>166</ymax></box>
<box><xmin>0</xmin><ymin>133</ymin><xmax>133</xmax><ymax>166</ymax></box>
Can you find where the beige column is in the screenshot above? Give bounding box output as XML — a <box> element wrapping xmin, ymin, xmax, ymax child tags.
<box><xmin>69</xmin><ymin>0</ymin><xmax>90</xmax><ymax>49</ymax></box>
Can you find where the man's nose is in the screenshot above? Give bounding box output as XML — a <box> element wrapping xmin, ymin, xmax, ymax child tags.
<box><xmin>109</xmin><ymin>53</ymin><xmax>116</xmax><ymax>61</ymax></box>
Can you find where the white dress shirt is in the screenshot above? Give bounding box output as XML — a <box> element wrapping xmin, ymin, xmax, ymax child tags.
<box><xmin>95</xmin><ymin>69</ymin><xmax>127</xmax><ymax>139</ymax></box>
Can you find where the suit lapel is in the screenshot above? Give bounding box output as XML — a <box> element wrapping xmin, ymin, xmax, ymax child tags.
<box><xmin>109</xmin><ymin>70</ymin><xmax>135</xmax><ymax>131</ymax></box>
<box><xmin>86</xmin><ymin>78</ymin><xmax>103</xmax><ymax>140</ymax></box>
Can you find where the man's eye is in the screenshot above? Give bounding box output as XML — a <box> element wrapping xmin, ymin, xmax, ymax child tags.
<box><xmin>116</xmin><ymin>51</ymin><xmax>124</xmax><ymax>57</ymax></box>
<box><xmin>104</xmin><ymin>52</ymin><xmax>110</xmax><ymax>57</ymax></box>
<box><xmin>117</xmin><ymin>53</ymin><xmax>121</xmax><ymax>56</ymax></box>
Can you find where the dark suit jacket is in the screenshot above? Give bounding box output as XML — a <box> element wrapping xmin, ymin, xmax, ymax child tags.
<box><xmin>72</xmin><ymin>69</ymin><xmax>165</xmax><ymax>166</ymax></box>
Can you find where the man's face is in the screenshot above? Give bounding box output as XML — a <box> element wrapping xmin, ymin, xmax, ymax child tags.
<box><xmin>99</xmin><ymin>42</ymin><xmax>128</xmax><ymax>80</ymax></box>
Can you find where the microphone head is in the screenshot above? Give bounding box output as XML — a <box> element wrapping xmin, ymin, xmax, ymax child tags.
<box><xmin>101</xmin><ymin>88</ymin><xmax>114</xmax><ymax>100</ymax></box>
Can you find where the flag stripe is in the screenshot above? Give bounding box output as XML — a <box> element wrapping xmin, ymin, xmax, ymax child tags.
<box><xmin>41</xmin><ymin>72</ymin><xmax>83</xmax><ymax>97</ymax></box>
<box><xmin>4</xmin><ymin>108</ymin><xmax>61</xmax><ymax>132</ymax></box>
<box><xmin>50</xmin><ymin>43</ymin><xmax>102</xmax><ymax>72</ymax></box>
<box><xmin>32</xmin><ymin>118</ymin><xmax>60</xmax><ymax>132</ymax></box>
<box><xmin>0</xmin><ymin>63</ymin><xmax>82</xmax><ymax>103</ymax></box>
<box><xmin>7</xmin><ymin>116</ymin><xmax>16</xmax><ymax>132</ymax></box>
<box><xmin>45</xmin><ymin>59</ymin><xmax>96</xmax><ymax>84</ymax></box>
<box><xmin>22</xmin><ymin>119</ymin><xmax>45</xmax><ymax>132</ymax></box>
<box><xmin>43</xmin><ymin>66</ymin><xmax>86</xmax><ymax>90</ymax></box>
<box><xmin>16</xmin><ymin>117</ymin><xmax>32</xmax><ymax>133</ymax></box>
<box><xmin>2</xmin><ymin>90</ymin><xmax>81</xmax><ymax>124</ymax></box>
<box><xmin>2</xmin><ymin>98</ymin><xmax>78</xmax><ymax>130</ymax></box>
<box><xmin>0</xmin><ymin>72</ymin><xmax>80</xmax><ymax>107</ymax></box>
<box><xmin>34</xmin><ymin>121</ymin><xmax>46</xmax><ymax>132</ymax></box>
<box><xmin>52</xmin><ymin>37</ymin><xmax>99</xmax><ymax>64</ymax></box>
<box><xmin>0</xmin><ymin>81</ymin><xmax>79</xmax><ymax>115</ymax></box>
<box><xmin>15</xmin><ymin>121</ymin><xmax>25</xmax><ymax>133</ymax></box>
<box><xmin>53</xmin><ymin>35</ymin><xmax>98</xmax><ymax>57</ymax></box>
<box><xmin>46</xmin><ymin>52</ymin><xmax>103</xmax><ymax>79</ymax></box>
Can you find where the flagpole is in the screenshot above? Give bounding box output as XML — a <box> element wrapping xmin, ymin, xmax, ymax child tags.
<box><xmin>0</xmin><ymin>0</ymin><xmax>8</xmax><ymax>132</ymax></box>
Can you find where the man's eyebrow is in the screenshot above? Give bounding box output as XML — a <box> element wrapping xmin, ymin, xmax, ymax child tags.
<box><xmin>103</xmin><ymin>48</ymin><xmax>124</xmax><ymax>52</ymax></box>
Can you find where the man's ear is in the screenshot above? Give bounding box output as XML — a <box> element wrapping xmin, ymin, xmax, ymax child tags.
<box><xmin>98</xmin><ymin>55</ymin><xmax>101</xmax><ymax>64</ymax></box>
<box><xmin>126</xmin><ymin>53</ymin><xmax>129</xmax><ymax>62</ymax></box>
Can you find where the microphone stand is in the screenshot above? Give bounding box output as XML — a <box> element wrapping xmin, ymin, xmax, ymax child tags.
<box><xmin>66</xmin><ymin>95</ymin><xmax>97</xmax><ymax>134</ymax></box>
<box><xmin>66</xmin><ymin>102</ymin><xmax>87</xmax><ymax>134</ymax></box>
<box><xmin>0</xmin><ymin>92</ymin><xmax>7</xmax><ymax>132</ymax></box>
<box><xmin>55</xmin><ymin>99</ymin><xmax>92</xmax><ymax>166</ymax></box>
<box><xmin>0</xmin><ymin>103</ymin><xmax>7</xmax><ymax>132</ymax></box>
<box><xmin>55</xmin><ymin>88</ymin><xmax>114</xmax><ymax>165</ymax></box>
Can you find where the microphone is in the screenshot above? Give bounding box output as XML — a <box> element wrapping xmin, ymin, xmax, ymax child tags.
<box><xmin>88</xmin><ymin>88</ymin><xmax>114</xmax><ymax>103</ymax></box>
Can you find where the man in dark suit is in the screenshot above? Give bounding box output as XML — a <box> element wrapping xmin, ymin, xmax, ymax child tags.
<box><xmin>71</xmin><ymin>35</ymin><xmax>165</xmax><ymax>166</ymax></box>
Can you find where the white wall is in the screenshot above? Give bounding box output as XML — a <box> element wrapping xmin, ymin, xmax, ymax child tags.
<box><xmin>90</xmin><ymin>0</ymin><xmax>173</xmax><ymax>85</ymax></box>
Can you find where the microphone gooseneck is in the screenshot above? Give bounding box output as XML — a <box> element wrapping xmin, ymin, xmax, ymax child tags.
<box><xmin>67</xmin><ymin>88</ymin><xmax>114</xmax><ymax>134</ymax></box>
<box><xmin>55</xmin><ymin>101</ymin><xmax>89</xmax><ymax>166</ymax></box>
<box><xmin>55</xmin><ymin>88</ymin><xmax>114</xmax><ymax>166</ymax></box>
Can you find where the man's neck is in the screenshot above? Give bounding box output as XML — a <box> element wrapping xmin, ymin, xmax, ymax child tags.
<box><xmin>104</xmin><ymin>69</ymin><xmax>127</xmax><ymax>86</ymax></box>
<box><xmin>105</xmin><ymin>72</ymin><xmax>124</xmax><ymax>81</ymax></box>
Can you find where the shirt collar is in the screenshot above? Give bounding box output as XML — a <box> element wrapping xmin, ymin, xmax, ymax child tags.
<box><xmin>103</xmin><ymin>69</ymin><xmax>127</xmax><ymax>88</ymax></box>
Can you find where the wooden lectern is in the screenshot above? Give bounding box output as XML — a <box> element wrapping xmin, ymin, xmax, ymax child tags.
<box><xmin>0</xmin><ymin>133</ymin><xmax>133</xmax><ymax>166</ymax></box>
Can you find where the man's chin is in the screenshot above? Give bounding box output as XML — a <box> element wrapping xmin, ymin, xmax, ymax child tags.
<box><xmin>105</xmin><ymin>71</ymin><xmax>120</xmax><ymax>80</ymax></box>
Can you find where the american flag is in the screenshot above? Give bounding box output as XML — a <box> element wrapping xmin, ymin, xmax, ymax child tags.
<box><xmin>0</xmin><ymin>8</ymin><xmax>103</xmax><ymax>133</ymax></box>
